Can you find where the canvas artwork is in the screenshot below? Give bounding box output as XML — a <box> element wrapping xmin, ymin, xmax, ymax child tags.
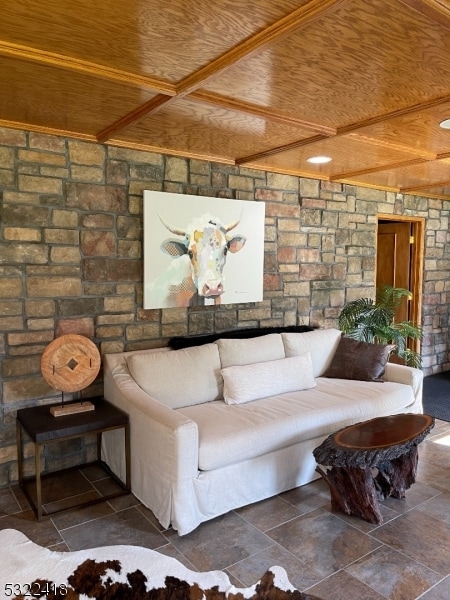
<box><xmin>143</xmin><ymin>191</ymin><xmax>265</xmax><ymax>309</ymax></box>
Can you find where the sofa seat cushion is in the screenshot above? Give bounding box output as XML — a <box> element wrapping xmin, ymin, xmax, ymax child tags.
<box><xmin>177</xmin><ymin>378</ymin><xmax>416</xmax><ymax>471</ymax></box>
<box><xmin>126</xmin><ymin>343</ymin><xmax>223</xmax><ymax>409</ymax></box>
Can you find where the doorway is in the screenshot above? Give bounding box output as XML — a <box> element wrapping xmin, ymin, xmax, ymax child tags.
<box><xmin>376</xmin><ymin>215</ymin><xmax>425</xmax><ymax>354</ymax></box>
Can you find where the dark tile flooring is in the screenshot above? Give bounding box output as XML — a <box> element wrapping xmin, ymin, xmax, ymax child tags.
<box><xmin>3</xmin><ymin>420</ymin><xmax>450</xmax><ymax>599</ymax></box>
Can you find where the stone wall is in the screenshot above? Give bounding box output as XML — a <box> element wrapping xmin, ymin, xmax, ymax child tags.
<box><xmin>1</xmin><ymin>126</ymin><xmax>450</xmax><ymax>484</ymax></box>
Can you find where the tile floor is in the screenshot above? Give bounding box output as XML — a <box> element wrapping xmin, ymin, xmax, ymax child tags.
<box><xmin>2</xmin><ymin>419</ymin><xmax>450</xmax><ymax>599</ymax></box>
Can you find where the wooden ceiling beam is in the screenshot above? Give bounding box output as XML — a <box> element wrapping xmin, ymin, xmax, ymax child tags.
<box><xmin>176</xmin><ymin>0</ymin><xmax>348</xmax><ymax>96</ymax></box>
<box><xmin>235</xmin><ymin>134</ymin><xmax>331</xmax><ymax>165</ymax></box>
<box><xmin>0</xmin><ymin>41</ymin><xmax>176</xmax><ymax>95</ymax></box>
<box><xmin>0</xmin><ymin>118</ymin><xmax>97</xmax><ymax>141</ymax></box>
<box><xmin>347</xmin><ymin>133</ymin><xmax>436</xmax><ymax>160</ymax></box>
<box><xmin>189</xmin><ymin>90</ymin><xmax>336</xmax><ymax>136</ymax></box>
<box><xmin>106</xmin><ymin>138</ymin><xmax>235</xmax><ymax>164</ymax></box>
<box><xmin>96</xmin><ymin>95</ymin><xmax>176</xmax><ymax>143</ymax></box>
<box><xmin>330</xmin><ymin>157</ymin><xmax>429</xmax><ymax>181</ymax></box>
<box><xmin>401</xmin><ymin>178</ymin><xmax>450</xmax><ymax>193</ymax></box>
<box><xmin>396</xmin><ymin>0</ymin><xmax>450</xmax><ymax>29</ymax></box>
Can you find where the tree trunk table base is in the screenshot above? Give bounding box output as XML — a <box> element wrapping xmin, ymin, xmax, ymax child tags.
<box><xmin>313</xmin><ymin>414</ymin><xmax>434</xmax><ymax>525</ymax></box>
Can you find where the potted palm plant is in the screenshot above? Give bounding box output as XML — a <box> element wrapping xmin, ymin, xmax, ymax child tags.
<box><xmin>338</xmin><ymin>285</ymin><xmax>423</xmax><ymax>368</ymax></box>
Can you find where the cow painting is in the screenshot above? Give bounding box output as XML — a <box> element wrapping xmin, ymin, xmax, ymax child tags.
<box><xmin>145</xmin><ymin>212</ymin><xmax>247</xmax><ymax>308</ymax></box>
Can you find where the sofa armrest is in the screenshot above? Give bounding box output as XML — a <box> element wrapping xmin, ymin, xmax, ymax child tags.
<box><xmin>383</xmin><ymin>362</ymin><xmax>423</xmax><ymax>410</ymax></box>
<box><xmin>104</xmin><ymin>363</ymin><xmax>199</xmax><ymax>483</ymax></box>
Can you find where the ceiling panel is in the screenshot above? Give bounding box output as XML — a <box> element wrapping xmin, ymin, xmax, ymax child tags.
<box><xmin>110</xmin><ymin>98</ymin><xmax>319</xmax><ymax>161</ymax></box>
<box><xmin>241</xmin><ymin>133</ymin><xmax>428</xmax><ymax>179</ymax></box>
<box><xmin>0</xmin><ymin>57</ymin><xmax>157</xmax><ymax>136</ymax></box>
<box><xmin>338</xmin><ymin>158</ymin><xmax>450</xmax><ymax>192</ymax></box>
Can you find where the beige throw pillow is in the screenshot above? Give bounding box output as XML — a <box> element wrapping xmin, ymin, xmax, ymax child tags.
<box><xmin>222</xmin><ymin>353</ymin><xmax>316</xmax><ymax>405</ymax></box>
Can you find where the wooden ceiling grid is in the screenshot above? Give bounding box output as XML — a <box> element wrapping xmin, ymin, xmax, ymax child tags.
<box><xmin>1</xmin><ymin>0</ymin><xmax>450</xmax><ymax>198</ymax></box>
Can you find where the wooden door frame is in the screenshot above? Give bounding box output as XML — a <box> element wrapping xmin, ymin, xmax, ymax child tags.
<box><xmin>376</xmin><ymin>214</ymin><xmax>425</xmax><ymax>354</ymax></box>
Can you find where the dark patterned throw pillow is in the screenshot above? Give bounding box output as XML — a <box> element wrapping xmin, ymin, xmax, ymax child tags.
<box><xmin>323</xmin><ymin>335</ymin><xmax>395</xmax><ymax>382</ymax></box>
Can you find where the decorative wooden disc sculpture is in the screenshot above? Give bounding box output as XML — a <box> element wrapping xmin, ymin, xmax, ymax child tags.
<box><xmin>41</xmin><ymin>334</ymin><xmax>101</xmax><ymax>417</ymax></box>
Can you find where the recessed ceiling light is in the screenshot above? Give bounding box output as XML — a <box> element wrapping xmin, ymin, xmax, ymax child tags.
<box><xmin>439</xmin><ymin>118</ymin><xmax>450</xmax><ymax>129</ymax></box>
<box><xmin>307</xmin><ymin>155</ymin><xmax>332</xmax><ymax>164</ymax></box>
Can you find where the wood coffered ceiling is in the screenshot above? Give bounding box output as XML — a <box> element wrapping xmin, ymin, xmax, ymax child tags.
<box><xmin>1</xmin><ymin>0</ymin><xmax>450</xmax><ymax>199</ymax></box>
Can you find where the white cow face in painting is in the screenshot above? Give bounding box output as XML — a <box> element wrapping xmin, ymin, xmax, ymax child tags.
<box><xmin>160</xmin><ymin>213</ymin><xmax>247</xmax><ymax>300</ymax></box>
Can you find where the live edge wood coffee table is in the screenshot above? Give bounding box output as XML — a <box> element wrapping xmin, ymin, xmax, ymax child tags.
<box><xmin>313</xmin><ymin>413</ymin><xmax>434</xmax><ymax>524</ymax></box>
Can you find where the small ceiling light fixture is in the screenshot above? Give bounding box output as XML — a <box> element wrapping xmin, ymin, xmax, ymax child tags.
<box><xmin>439</xmin><ymin>118</ymin><xmax>450</xmax><ymax>129</ymax></box>
<box><xmin>307</xmin><ymin>155</ymin><xmax>332</xmax><ymax>164</ymax></box>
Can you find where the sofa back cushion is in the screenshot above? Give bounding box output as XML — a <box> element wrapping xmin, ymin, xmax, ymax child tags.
<box><xmin>216</xmin><ymin>333</ymin><xmax>285</xmax><ymax>368</ymax></box>
<box><xmin>126</xmin><ymin>343</ymin><xmax>223</xmax><ymax>408</ymax></box>
<box><xmin>282</xmin><ymin>328</ymin><xmax>342</xmax><ymax>377</ymax></box>
<box><xmin>222</xmin><ymin>353</ymin><xmax>316</xmax><ymax>404</ymax></box>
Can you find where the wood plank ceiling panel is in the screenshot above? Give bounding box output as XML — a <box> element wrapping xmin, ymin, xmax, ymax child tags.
<box><xmin>0</xmin><ymin>57</ymin><xmax>157</xmax><ymax>137</ymax></box>
<box><xmin>338</xmin><ymin>158</ymin><xmax>450</xmax><ymax>193</ymax></box>
<box><xmin>243</xmin><ymin>134</ymin><xmax>430</xmax><ymax>181</ymax></box>
<box><xmin>108</xmin><ymin>98</ymin><xmax>322</xmax><ymax>162</ymax></box>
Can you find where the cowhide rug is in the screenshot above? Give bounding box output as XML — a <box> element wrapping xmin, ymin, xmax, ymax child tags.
<box><xmin>0</xmin><ymin>529</ymin><xmax>323</xmax><ymax>599</ymax></box>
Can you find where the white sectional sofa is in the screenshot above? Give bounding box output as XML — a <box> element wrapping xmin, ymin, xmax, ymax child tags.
<box><xmin>102</xmin><ymin>327</ymin><xmax>423</xmax><ymax>535</ymax></box>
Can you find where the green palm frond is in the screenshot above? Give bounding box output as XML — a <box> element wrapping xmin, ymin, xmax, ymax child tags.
<box><xmin>401</xmin><ymin>348</ymin><xmax>423</xmax><ymax>369</ymax></box>
<box><xmin>375</xmin><ymin>284</ymin><xmax>412</xmax><ymax>315</ymax></box>
<box><xmin>393</xmin><ymin>321</ymin><xmax>423</xmax><ymax>340</ymax></box>
<box><xmin>338</xmin><ymin>285</ymin><xmax>422</xmax><ymax>368</ymax></box>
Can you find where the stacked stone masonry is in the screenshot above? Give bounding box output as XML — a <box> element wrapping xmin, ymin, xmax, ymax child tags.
<box><xmin>0</xmin><ymin>126</ymin><xmax>449</xmax><ymax>485</ymax></box>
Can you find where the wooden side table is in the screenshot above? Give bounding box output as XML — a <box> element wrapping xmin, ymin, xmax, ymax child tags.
<box><xmin>16</xmin><ymin>397</ymin><xmax>130</xmax><ymax>520</ymax></box>
<box><xmin>313</xmin><ymin>413</ymin><xmax>434</xmax><ymax>524</ymax></box>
